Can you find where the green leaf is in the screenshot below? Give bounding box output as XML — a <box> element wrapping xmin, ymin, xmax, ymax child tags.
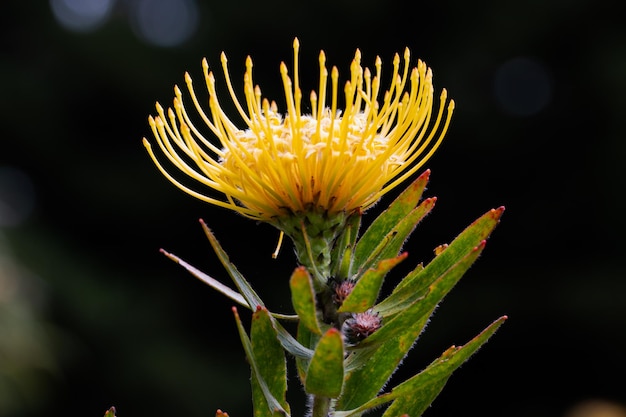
<box><xmin>305</xmin><ymin>328</ymin><xmax>345</xmax><ymax>398</ymax></box>
<box><xmin>290</xmin><ymin>267</ymin><xmax>322</xmax><ymax>335</ymax></box>
<box><xmin>103</xmin><ymin>407</ymin><xmax>116</xmax><ymax>417</ymax></box>
<box><xmin>353</xmin><ymin>170</ymin><xmax>430</xmax><ymax>272</ymax></box>
<box><xmin>275</xmin><ymin>325</ymin><xmax>315</xmax><ymax>360</ymax></box>
<box><xmin>376</xmin><ymin>207</ymin><xmax>505</xmax><ymax>318</ymax></box>
<box><xmin>336</xmin><ymin>316</ymin><xmax>507</xmax><ymax>417</ymax></box>
<box><xmin>354</xmin><ymin>197</ymin><xmax>436</xmax><ymax>279</ymax></box>
<box><xmin>381</xmin><ymin>316</ymin><xmax>507</xmax><ymax>417</ymax></box>
<box><xmin>338</xmin><ymin>241</ymin><xmax>487</xmax><ymax>410</ymax></box>
<box><xmin>338</xmin><ymin>252</ymin><xmax>408</xmax><ymax>313</ymax></box>
<box><xmin>418</xmin><ymin>207</ymin><xmax>504</xmax><ymax>287</ymax></box>
<box><xmin>232</xmin><ymin>307</ymin><xmax>290</xmax><ymax>417</ymax></box>
<box><xmin>391</xmin><ymin>263</ymin><xmax>423</xmax><ymax>295</ymax></box>
<box><xmin>201</xmin><ymin>220</ymin><xmax>265</xmax><ymax>311</ymax></box>
<box><xmin>201</xmin><ymin>221</ymin><xmax>313</xmax><ymax>360</ymax></box>
<box><xmin>295</xmin><ymin>320</ymin><xmax>317</xmax><ymax>383</ymax></box>
<box><xmin>373</xmin><ymin>265</ymin><xmax>429</xmax><ymax>318</ymax></box>
<box><xmin>331</xmin><ymin>212</ymin><xmax>361</xmax><ymax>280</ymax></box>
<box><xmin>251</xmin><ymin>307</ymin><xmax>290</xmax><ymax>417</ymax></box>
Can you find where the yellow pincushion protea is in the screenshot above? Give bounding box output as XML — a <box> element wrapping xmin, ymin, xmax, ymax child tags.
<box><xmin>143</xmin><ymin>39</ymin><xmax>454</xmax><ymax>223</ymax></box>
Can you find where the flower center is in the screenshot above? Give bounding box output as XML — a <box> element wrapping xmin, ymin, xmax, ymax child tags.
<box><xmin>220</xmin><ymin>109</ymin><xmax>403</xmax><ymax>209</ymax></box>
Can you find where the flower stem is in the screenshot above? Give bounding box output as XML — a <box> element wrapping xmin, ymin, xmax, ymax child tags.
<box><xmin>311</xmin><ymin>395</ymin><xmax>331</xmax><ymax>417</ymax></box>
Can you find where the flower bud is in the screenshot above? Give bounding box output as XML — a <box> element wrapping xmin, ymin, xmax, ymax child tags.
<box><xmin>342</xmin><ymin>309</ymin><xmax>382</xmax><ymax>344</ymax></box>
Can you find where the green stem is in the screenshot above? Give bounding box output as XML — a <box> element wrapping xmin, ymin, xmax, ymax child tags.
<box><xmin>311</xmin><ymin>395</ymin><xmax>331</xmax><ymax>417</ymax></box>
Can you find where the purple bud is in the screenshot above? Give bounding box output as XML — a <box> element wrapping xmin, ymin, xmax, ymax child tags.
<box><xmin>342</xmin><ymin>309</ymin><xmax>382</xmax><ymax>343</ymax></box>
<box><xmin>331</xmin><ymin>279</ymin><xmax>356</xmax><ymax>305</ymax></box>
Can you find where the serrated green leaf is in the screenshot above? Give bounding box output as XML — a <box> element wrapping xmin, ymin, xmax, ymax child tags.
<box><xmin>251</xmin><ymin>307</ymin><xmax>289</xmax><ymax>417</ymax></box>
<box><xmin>232</xmin><ymin>307</ymin><xmax>290</xmax><ymax>417</ymax></box>
<box><xmin>354</xmin><ymin>171</ymin><xmax>430</xmax><ymax>271</ymax></box>
<box><xmin>338</xmin><ymin>253</ymin><xmax>408</xmax><ymax>313</ymax></box>
<box><xmin>338</xmin><ymin>241</ymin><xmax>487</xmax><ymax>410</ymax></box>
<box><xmin>290</xmin><ymin>267</ymin><xmax>322</xmax><ymax>335</ymax></box>
<box><xmin>305</xmin><ymin>328</ymin><xmax>344</xmax><ymax>398</ymax></box>
<box><xmin>354</xmin><ymin>197</ymin><xmax>436</xmax><ymax>279</ymax></box>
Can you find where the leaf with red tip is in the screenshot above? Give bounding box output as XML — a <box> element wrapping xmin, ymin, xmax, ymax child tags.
<box><xmin>381</xmin><ymin>316</ymin><xmax>507</xmax><ymax>417</ymax></box>
<box><xmin>355</xmin><ymin>197</ymin><xmax>436</xmax><ymax>279</ymax></box>
<box><xmin>376</xmin><ymin>207</ymin><xmax>504</xmax><ymax>318</ymax></box>
<box><xmin>339</xmin><ymin>241</ymin><xmax>487</xmax><ymax>410</ymax></box>
<box><xmin>338</xmin><ymin>252</ymin><xmax>408</xmax><ymax>313</ymax></box>
<box><xmin>354</xmin><ymin>171</ymin><xmax>431</xmax><ymax>274</ymax></box>
<box><xmin>290</xmin><ymin>267</ymin><xmax>322</xmax><ymax>335</ymax></box>
<box><xmin>336</xmin><ymin>316</ymin><xmax>507</xmax><ymax>417</ymax></box>
<box><xmin>103</xmin><ymin>407</ymin><xmax>116</xmax><ymax>417</ymax></box>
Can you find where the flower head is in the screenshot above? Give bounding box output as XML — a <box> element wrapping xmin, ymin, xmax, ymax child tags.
<box><xmin>143</xmin><ymin>39</ymin><xmax>454</xmax><ymax>222</ymax></box>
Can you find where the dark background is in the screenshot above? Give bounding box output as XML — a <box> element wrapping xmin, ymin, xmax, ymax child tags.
<box><xmin>1</xmin><ymin>1</ymin><xmax>625</xmax><ymax>416</ymax></box>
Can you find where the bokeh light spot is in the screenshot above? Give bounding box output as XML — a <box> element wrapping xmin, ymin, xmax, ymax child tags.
<box><xmin>49</xmin><ymin>0</ymin><xmax>114</xmax><ymax>32</ymax></box>
<box><xmin>0</xmin><ymin>167</ymin><xmax>36</xmax><ymax>228</ymax></box>
<box><xmin>130</xmin><ymin>0</ymin><xmax>199</xmax><ymax>48</ymax></box>
<box><xmin>493</xmin><ymin>57</ymin><xmax>553</xmax><ymax>117</ymax></box>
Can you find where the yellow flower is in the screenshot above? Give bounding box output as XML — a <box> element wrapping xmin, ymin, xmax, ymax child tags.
<box><xmin>143</xmin><ymin>39</ymin><xmax>454</xmax><ymax>223</ymax></box>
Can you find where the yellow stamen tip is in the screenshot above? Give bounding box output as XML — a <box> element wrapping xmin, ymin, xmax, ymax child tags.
<box><xmin>143</xmin><ymin>40</ymin><xmax>454</xmax><ymax>222</ymax></box>
<box><xmin>272</xmin><ymin>231</ymin><xmax>285</xmax><ymax>259</ymax></box>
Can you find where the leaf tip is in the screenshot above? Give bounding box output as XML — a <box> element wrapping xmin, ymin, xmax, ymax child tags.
<box><xmin>160</xmin><ymin>248</ymin><xmax>181</xmax><ymax>264</ymax></box>
<box><xmin>492</xmin><ymin>206</ymin><xmax>505</xmax><ymax>218</ymax></box>
<box><xmin>326</xmin><ymin>327</ymin><xmax>341</xmax><ymax>337</ymax></box>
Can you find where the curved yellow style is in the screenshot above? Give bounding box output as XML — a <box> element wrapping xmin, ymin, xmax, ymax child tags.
<box><xmin>143</xmin><ymin>39</ymin><xmax>454</xmax><ymax>222</ymax></box>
